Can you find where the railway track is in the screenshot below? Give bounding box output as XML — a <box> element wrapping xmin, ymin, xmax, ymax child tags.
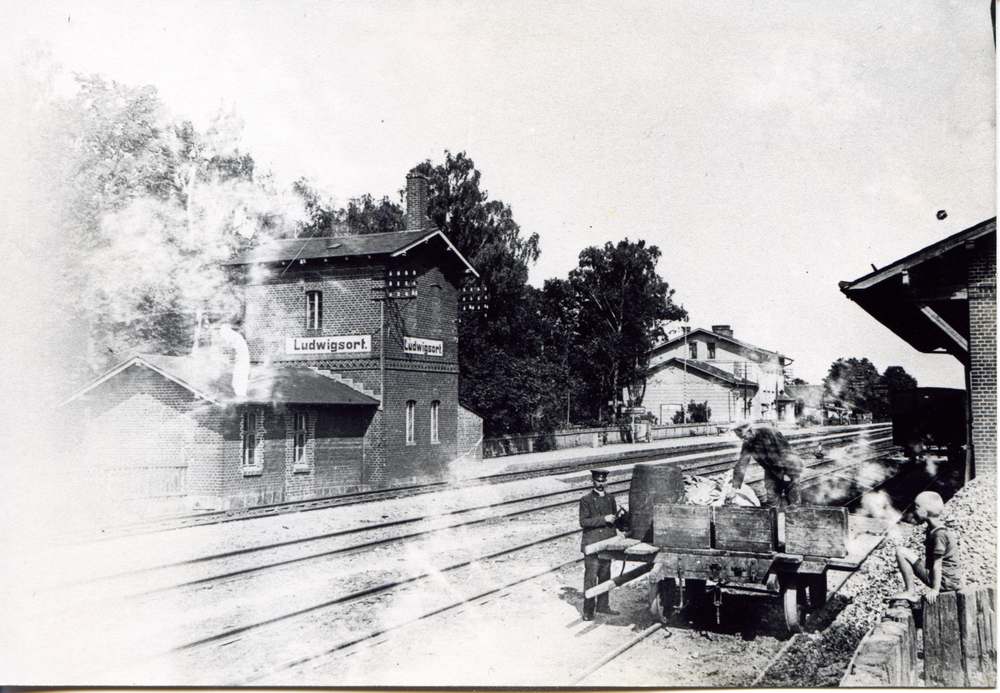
<box><xmin>570</xmin><ymin>454</ymin><xmax>952</xmax><ymax>687</ymax></box>
<box><xmin>45</xmin><ymin>428</ymin><xmax>898</xmax><ymax>685</ymax></box>
<box><xmin>57</xmin><ymin>427</ymin><xmax>894</xmax><ymax>596</ymax></box>
<box><xmin>66</xmin><ymin>424</ymin><xmax>891</xmax><ymax>542</ymax></box>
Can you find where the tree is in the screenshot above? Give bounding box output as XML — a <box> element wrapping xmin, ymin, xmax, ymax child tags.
<box><xmin>881</xmin><ymin>366</ymin><xmax>918</xmax><ymax>394</ymax></box>
<box><xmin>873</xmin><ymin>365</ymin><xmax>918</xmax><ymax>419</ymax></box>
<box><xmin>824</xmin><ymin>358</ymin><xmax>881</xmax><ymax>415</ymax></box>
<box><xmin>409</xmin><ymin>152</ymin><xmax>552</xmax><ymax>436</ymax></box>
<box><xmin>823</xmin><ymin>358</ymin><xmax>917</xmax><ymax>420</ymax></box>
<box><xmin>292</xmin><ymin>180</ymin><xmax>404</xmax><ymax>237</ymax></box>
<box><xmin>45</xmin><ymin>75</ymin><xmax>301</xmax><ymax>377</ymax></box>
<box><xmin>566</xmin><ymin>239</ymin><xmax>687</xmax><ymax>422</ymax></box>
<box><xmin>673</xmin><ymin>401</ymin><xmax>711</xmax><ymax>424</ymax></box>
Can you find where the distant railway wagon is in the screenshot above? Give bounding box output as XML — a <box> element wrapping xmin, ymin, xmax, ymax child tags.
<box><xmin>891</xmin><ymin>387</ymin><xmax>966</xmax><ymax>460</ymax></box>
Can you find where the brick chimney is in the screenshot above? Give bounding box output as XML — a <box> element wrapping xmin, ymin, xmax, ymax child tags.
<box><xmin>405</xmin><ymin>171</ymin><xmax>429</xmax><ymax>232</ymax></box>
<box><xmin>712</xmin><ymin>324</ymin><xmax>734</xmax><ymax>338</ymax></box>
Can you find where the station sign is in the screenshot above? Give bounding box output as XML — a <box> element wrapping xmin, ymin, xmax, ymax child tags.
<box><xmin>403</xmin><ymin>336</ymin><xmax>444</xmax><ymax>357</ymax></box>
<box><xmin>621</xmin><ymin>406</ymin><xmax>646</xmax><ymax>414</ymax></box>
<box><xmin>286</xmin><ymin>335</ymin><xmax>371</xmax><ymax>355</ymax></box>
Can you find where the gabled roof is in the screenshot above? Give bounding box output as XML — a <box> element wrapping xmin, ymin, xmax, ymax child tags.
<box><xmin>650</xmin><ymin>327</ymin><xmax>789</xmax><ymax>362</ymax></box>
<box><xmin>839</xmin><ymin>218</ymin><xmax>995</xmax><ymax>364</ymax></box>
<box><xmin>649</xmin><ymin>357</ymin><xmax>758</xmax><ymax>389</ymax></box>
<box><xmin>58</xmin><ymin>354</ymin><xmax>380</xmax><ymax>407</ymax></box>
<box><xmin>224</xmin><ymin>229</ymin><xmax>479</xmax><ymax>276</ymax></box>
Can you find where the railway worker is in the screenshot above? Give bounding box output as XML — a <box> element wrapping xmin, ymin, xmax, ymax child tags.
<box><xmin>579</xmin><ymin>468</ymin><xmax>621</xmax><ymax>621</ymax></box>
<box><xmin>725</xmin><ymin>421</ymin><xmax>803</xmax><ymax>509</ymax></box>
<box><xmin>891</xmin><ymin>491</ymin><xmax>963</xmax><ymax>604</ymax></box>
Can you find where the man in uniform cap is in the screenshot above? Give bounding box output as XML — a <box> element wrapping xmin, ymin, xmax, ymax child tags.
<box><xmin>726</xmin><ymin>421</ymin><xmax>803</xmax><ymax>509</ymax></box>
<box><xmin>579</xmin><ymin>468</ymin><xmax>620</xmax><ymax>620</ymax></box>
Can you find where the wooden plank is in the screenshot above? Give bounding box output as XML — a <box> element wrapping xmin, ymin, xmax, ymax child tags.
<box><xmin>714</xmin><ymin>507</ymin><xmax>774</xmax><ymax>552</ymax></box>
<box><xmin>883</xmin><ymin>606</ymin><xmax>919</xmax><ymax>687</ymax></box>
<box><xmin>653</xmin><ymin>504</ymin><xmax>712</xmax><ymax>549</ymax></box>
<box><xmin>784</xmin><ymin>505</ymin><xmax>848</xmax><ymax>558</ymax></box>
<box><xmin>623</xmin><ymin>541</ymin><xmax>661</xmax><ymax>557</ymax></box>
<box><xmin>924</xmin><ymin>590</ymin><xmax>965</xmax><ymax>686</ymax></box>
<box><xmin>959</xmin><ymin>586</ymin><xmax>997</xmax><ymax>687</ymax></box>
<box><xmin>584</xmin><ymin>535</ymin><xmax>638</xmax><ymax>556</ymax></box>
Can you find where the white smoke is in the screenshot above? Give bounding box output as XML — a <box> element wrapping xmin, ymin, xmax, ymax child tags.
<box><xmin>217</xmin><ymin>325</ymin><xmax>250</xmax><ymax>397</ymax></box>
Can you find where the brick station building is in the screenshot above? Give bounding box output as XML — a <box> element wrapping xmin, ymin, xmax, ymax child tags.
<box><xmin>60</xmin><ymin>172</ymin><xmax>484</xmax><ymax>510</ymax></box>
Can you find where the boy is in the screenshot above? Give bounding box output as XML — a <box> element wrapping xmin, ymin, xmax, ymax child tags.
<box><xmin>891</xmin><ymin>491</ymin><xmax>963</xmax><ymax>604</ymax></box>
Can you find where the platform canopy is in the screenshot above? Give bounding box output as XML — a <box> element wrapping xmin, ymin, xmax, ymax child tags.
<box><xmin>839</xmin><ymin>218</ymin><xmax>996</xmax><ymax>367</ymax></box>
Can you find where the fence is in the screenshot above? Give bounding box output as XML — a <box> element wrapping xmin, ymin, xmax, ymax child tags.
<box><xmin>482</xmin><ymin>422</ymin><xmax>718</xmax><ymax>459</ymax></box>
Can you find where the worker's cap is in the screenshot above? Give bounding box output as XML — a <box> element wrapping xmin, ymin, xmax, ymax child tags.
<box><xmin>590</xmin><ymin>468</ymin><xmax>610</xmax><ymax>480</ymax></box>
<box><xmin>731</xmin><ymin>421</ymin><xmax>753</xmax><ymax>434</ymax></box>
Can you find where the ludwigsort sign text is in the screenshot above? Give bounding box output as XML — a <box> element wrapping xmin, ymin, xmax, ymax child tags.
<box><xmin>286</xmin><ymin>336</ymin><xmax>371</xmax><ymax>355</ymax></box>
<box><xmin>403</xmin><ymin>336</ymin><xmax>444</xmax><ymax>357</ymax></box>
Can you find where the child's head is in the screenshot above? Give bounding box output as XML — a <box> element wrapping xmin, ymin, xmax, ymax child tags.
<box><xmin>914</xmin><ymin>491</ymin><xmax>944</xmax><ymax>520</ymax></box>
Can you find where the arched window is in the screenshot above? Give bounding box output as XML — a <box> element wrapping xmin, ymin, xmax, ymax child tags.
<box><xmin>430</xmin><ymin>400</ymin><xmax>440</xmax><ymax>443</ymax></box>
<box><xmin>406</xmin><ymin>400</ymin><xmax>416</xmax><ymax>445</ymax></box>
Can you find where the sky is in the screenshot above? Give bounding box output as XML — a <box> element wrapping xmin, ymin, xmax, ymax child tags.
<box><xmin>3</xmin><ymin>0</ymin><xmax>996</xmax><ymax>387</ymax></box>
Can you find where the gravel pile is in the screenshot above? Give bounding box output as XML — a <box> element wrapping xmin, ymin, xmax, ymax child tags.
<box><xmin>759</xmin><ymin>472</ymin><xmax>997</xmax><ymax>687</ymax></box>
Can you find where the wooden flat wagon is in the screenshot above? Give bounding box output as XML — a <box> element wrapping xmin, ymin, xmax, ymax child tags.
<box><xmin>588</xmin><ymin>504</ymin><xmax>875</xmax><ymax>634</ymax></box>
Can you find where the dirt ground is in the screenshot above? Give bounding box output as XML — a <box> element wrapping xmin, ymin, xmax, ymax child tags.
<box><xmin>4</xmin><ymin>464</ymin><xmax>993</xmax><ymax>688</ymax></box>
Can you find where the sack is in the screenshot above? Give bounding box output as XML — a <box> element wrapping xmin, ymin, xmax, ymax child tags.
<box><xmin>683</xmin><ymin>474</ymin><xmax>760</xmax><ymax>507</ymax></box>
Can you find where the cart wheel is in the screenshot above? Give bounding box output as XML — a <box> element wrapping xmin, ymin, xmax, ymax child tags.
<box><xmin>780</xmin><ymin>574</ymin><xmax>803</xmax><ymax>634</ymax></box>
<box><xmin>806</xmin><ymin>573</ymin><xmax>827</xmax><ymax>611</ymax></box>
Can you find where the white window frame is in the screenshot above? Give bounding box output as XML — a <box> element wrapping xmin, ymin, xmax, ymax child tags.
<box><xmin>293</xmin><ymin>412</ymin><xmax>308</xmax><ymax>466</ymax></box>
<box><xmin>430</xmin><ymin>400</ymin><xmax>440</xmax><ymax>444</ymax></box>
<box><xmin>306</xmin><ymin>290</ymin><xmax>323</xmax><ymax>330</ymax></box>
<box><xmin>241</xmin><ymin>409</ymin><xmax>264</xmax><ymax>474</ymax></box>
<box><xmin>406</xmin><ymin>400</ymin><xmax>416</xmax><ymax>445</ymax></box>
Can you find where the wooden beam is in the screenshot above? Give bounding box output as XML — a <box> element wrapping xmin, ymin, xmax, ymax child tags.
<box><xmin>916</xmin><ymin>302</ymin><xmax>969</xmax><ymax>353</ymax></box>
<box><xmin>910</xmin><ymin>285</ymin><xmax>969</xmax><ymax>301</ymax></box>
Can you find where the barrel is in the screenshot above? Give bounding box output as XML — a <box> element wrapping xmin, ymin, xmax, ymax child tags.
<box><xmin>628</xmin><ymin>463</ymin><xmax>684</xmax><ymax>543</ymax></box>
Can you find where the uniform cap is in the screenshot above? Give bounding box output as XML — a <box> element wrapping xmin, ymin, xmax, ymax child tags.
<box><xmin>591</xmin><ymin>468</ymin><xmax>610</xmax><ymax>479</ymax></box>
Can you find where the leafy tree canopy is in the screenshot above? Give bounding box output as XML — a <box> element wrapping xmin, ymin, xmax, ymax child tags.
<box><xmin>46</xmin><ymin>75</ymin><xmax>304</xmax><ymax>376</ymax></box>
<box><xmin>567</xmin><ymin>239</ymin><xmax>687</xmax><ymax>422</ymax></box>
<box><xmin>823</xmin><ymin>358</ymin><xmax>918</xmax><ymax>419</ymax></box>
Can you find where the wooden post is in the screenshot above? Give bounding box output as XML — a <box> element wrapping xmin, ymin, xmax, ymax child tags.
<box><xmin>959</xmin><ymin>586</ymin><xmax>997</xmax><ymax>687</ymax></box>
<box><xmin>924</xmin><ymin>591</ymin><xmax>966</xmax><ymax>686</ymax></box>
<box><xmin>883</xmin><ymin>605</ymin><xmax>919</xmax><ymax>687</ymax></box>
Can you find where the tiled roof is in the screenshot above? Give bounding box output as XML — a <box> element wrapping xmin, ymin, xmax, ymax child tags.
<box><xmin>224</xmin><ymin>229</ymin><xmax>478</xmax><ymax>276</ymax></box>
<box><xmin>649</xmin><ymin>327</ymin><xmax>788</xmax><ymax>361</ymax></box>
<box><xmin>59</xmin><ymin>354</ymin><xmax>380</xmax><ymax>407</ymax></box>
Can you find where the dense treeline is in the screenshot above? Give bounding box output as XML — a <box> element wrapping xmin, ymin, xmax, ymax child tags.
<box><xmin>25</xmin><ymin>71</ymin><xmax>915</xmax><ymax>437</ymax></box>
<box><xmin>822</xmin><ymin>358</ymin><xmax>918</xmax><ymax>420</ymax></box>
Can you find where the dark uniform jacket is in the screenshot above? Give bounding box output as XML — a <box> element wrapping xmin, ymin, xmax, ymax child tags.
<box><xmin>731</xmin><ymin>425</ymin><xmax>804</xmax><ymax>488</ymax></box>
<box><xmin>579</xmin><ymin>490</ymin><xmax>617</xmax><ymax>552</ymax></box>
